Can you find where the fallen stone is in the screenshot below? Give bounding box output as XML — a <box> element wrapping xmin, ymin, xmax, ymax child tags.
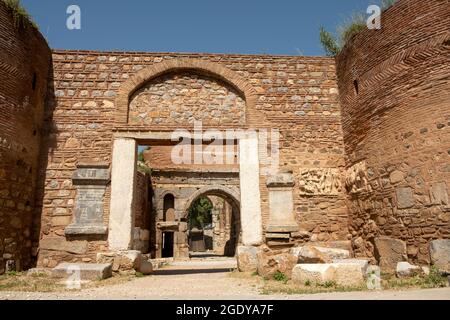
<box><xmin>421</xmin><ymin>266</ymin><xmax>430</xmax><ymax>276</ymax></box>
<box><xmin>331</xmin><ymin>263</ymin><xmax>365</xmax><ymax>287</ymax></box>
<box><xmin>374</xmin><ymin>237</ymin><xmax>407</xmax><ymax>272</ymax></box>
<box><xmin>138</xmin><ymin>260</ymin><xmax>153</xmax><ymax>275</ymax></box>
<box><xmin>292</xmin><ymin>264</ymin><xmax>336</xmax><ymax>285</ymax></box>
<box><xmin>237</xmin><ymin>246</ymin><xmax>259</xmax><ymax>273</ymax></box>
<box><xmin>97</xmin><ymin>250</ymin><xmax>143</xmax><ymax>272</ymax></box>
<box><xmin>430</xmin><ymin>240</ymin><xmax>450</xmax><ymax>272</ymax></box>
<box><xmin>333</xmin><ymin>259</ymin><xmax>370</xmax><ymax>274</ymax></box>
<box><xmin>396</xmin><ymin>262</ymin><xmax>423</xmax><ymax>278</ymax></box>
<box><xmin>256</xmin><ymin>248</ymin><xmax>298</xmax><ymax>279</ymax></box>
<box><xmin>291</xmin><ymin>246</ymin><xmax>350</xmax><ymax>263</ymax></box>
<box><xmin>52</xmin><ymin>263</ymin><xmax>112</xmax><ymax>281</ymax></box>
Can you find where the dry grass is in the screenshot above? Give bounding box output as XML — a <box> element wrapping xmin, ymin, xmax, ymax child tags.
<box><xmin>230</xmin><ymin>268</ymin><xmax>448</xmax><ymax>296</ymax></box>
<box><xmin>0</xmin><ymin>271</ymin><xmax>135</xmax><ymax>293</ymax></box>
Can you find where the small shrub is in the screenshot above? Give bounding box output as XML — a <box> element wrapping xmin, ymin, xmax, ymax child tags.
<box><xmin>320</xmin><ymin>281</ymin><xmax>337</xmax><ymax>288</ymax></box>
<box><xmin>251</xmin><ymin>271</ymin><xmax>259</xmax><ymax>277</ymax></box>
<box><xmin>273</xmin><ymin>271</ymin><xmax>288</xmax><ymax>283</ymax></box>
<box><xmin>424</xmin><ymin>266</ymin><xmax>447</xmax><ymax>288</ymax></box>
<box><xmin>135</xmin><ymin>272</ymin><xmax>145</xmax><ymax>278</ymax></box>
<box><xmin>304</xmin><ymin>280</ymin><xmax>311</xmax><ymax>287</ymax></box>
<box><xmin>337</xmin><ymin>13</ymin><xmax>367</xmax><ymax>48</ymax></box>
<box><xmin>319</xmin><ymin>27</ymin><xmax>340</xmax><ymax>57</ymax></box>
<box><xmin>3</xmin><ymin>0</ymin><xmax>38</xmax><ymax>29</ymax></box>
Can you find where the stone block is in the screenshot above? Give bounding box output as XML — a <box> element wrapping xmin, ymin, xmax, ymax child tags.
<box><xmin>256</xmin><ymin>248</ymin><xmax>298</xmax><ymax>279</ymax></box>
<box><xmin>291</xmin><ymin>245</ymin><xmax>350</xmax><ymax>263</ymax></box>
<box><xmin>430</xmin><ymin>182</ymin><xmax>449</xmax><ymax>205</ymax></box>
<box><xmin>236</xmin><ymin>245</ymin><xmax>259</xmax><ymax>272</ymax></box>
<box><xmin>430</xmin><ymin>239</ymin><xmax>450</xmax><ymax>272</ymax></box>
<box><xmin>40</xmin><ymin>237</ymin><xmax>88</xmax><ymax>255</ymax></box>
<box><xmin>374</xmin><ymin>236</ymin><xmax>407</xmax><ymax>272</ymax></box>
<box><xmin>396</xmin><ymin>262</ymin><xmax>423</xmax><ymax>278</ymax></box>
<box><xmin>331</xmin><ymin>263</ymin><xmax>365</xmax><ymax>287</ymax></box>
<box><xmin>333</xmin><ymin>259</ymin><xmax>370</xmax><ymax>274</ymax></box>
<box><xmin>396</xmin><ymin>187</ymin><xmax>415</xmax><ymax>209</ymax></box>
<box><xmin>97</xmin><ymin>250</ymin><xmax>142</xmax><ymax>272</ymax></box>
<box><xmin>52</xmin><ymin>263</ymin><xmax>112</xmax><ymax>281</ymax></box>
<box><xmin>292</xmin><ymin>264</ymin><xmax>336</xmax><ymax>285</ymax></box>
<box><xmin>138</xmin><ymin>260</ymin><xmax>153</xmax><ymax>275</ymax></box>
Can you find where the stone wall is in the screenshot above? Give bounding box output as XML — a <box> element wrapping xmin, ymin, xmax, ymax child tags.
<box><xmin>335</xmin><ymin>0</ymin><xmax>450</xmax><ymax>264</ymax></box>
<box><xmin>35</xmin><ymin>50</ymin><xmax>347</xmax><ymax>264</ymax></box>
<box><xmin>129</xmin><ymin>71</ymin><xmax>246</xmax><ymax>126</ymax></box>
<box><xmin>0</xmin><ymin>2</ymin><xmax>52</xmax><ymax>273</ymax></box>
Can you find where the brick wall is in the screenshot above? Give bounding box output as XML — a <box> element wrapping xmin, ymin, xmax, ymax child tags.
<box><xmin>0</xmin><ymin>2</ymin><xmax>52</xmax><ymax>273</ymax></box>
<box><xmin>36</xmin><ymin>50</ymin><xmax>347</xmax><ymax>265</ymax></box>
<box><xmin>336</xmin><ymin>0</ymin><xmax>450</xmax><ymax>263</ymax></box>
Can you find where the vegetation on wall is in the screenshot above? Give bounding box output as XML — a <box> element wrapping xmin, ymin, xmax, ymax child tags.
<box><xmin>137</xmin><ymin>147</ymin><xmax>152</xmax><ymax>174</ymax></box>
<box><xmin>2</xmin><ymin>0</ymin><xmax>38</xmax><ymax>29</ymax></box>
<box><xmin>188</xmin><ymin>197</ymin><xmax>213</xmax><ymax>230</ymax></box>
<box><xmin>319</xmin><ymin>0</ymin><xmax>398</xmax><ymax>56</ymax></box>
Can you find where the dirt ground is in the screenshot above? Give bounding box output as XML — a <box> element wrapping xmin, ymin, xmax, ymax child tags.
<box><xmin>0</xmin><ymin>257</ymin><xmax>449</xmax><ymax>300</ymax></box>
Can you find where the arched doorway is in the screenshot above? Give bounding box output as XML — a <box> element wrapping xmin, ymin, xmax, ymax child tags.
<box><xmin>183</xmin><ymin>186</ymin><xmax>241</xmax><ymax>257</ymax></box>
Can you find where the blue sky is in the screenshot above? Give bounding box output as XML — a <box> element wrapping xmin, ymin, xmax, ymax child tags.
<box><xmin>22</xmin><ymin>0</ymin><xmax>377</xmax><ymax>56</ymax></box>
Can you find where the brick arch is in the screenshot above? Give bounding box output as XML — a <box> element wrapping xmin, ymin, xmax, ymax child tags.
<box><xmin>182</xmin><ymin>185</ymin><xmax>241</xmax><ymax>219</ymax></box>
<box><xmin>115</xmin><ymin>58</ymin><xmax>259</xmax><ymax>124</ymax></box>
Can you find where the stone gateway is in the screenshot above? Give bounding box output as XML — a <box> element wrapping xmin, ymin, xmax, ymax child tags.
<box><xmin>0</xmin><ymin>0</ymin><xmax>449</xmax><ymax>278</ymax></box>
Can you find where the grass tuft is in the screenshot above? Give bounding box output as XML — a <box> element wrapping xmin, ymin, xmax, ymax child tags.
<box><xmin>2</xmin><ymin>0</ymin><xmax>38</xmax><ymax>30</ymax></box>
<box><xmin>319</xmin><ymin>0</ymin><xmax>398</xmax><ymax>56</ymax></box>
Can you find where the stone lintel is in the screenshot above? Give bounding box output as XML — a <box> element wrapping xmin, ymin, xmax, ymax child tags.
<box><xmin>265</xmin><ymin>233</ymin><xmax>291</xmax><ymax>239</ymax></box>
<box><xmin>65</xmin><ymin>225</ymin><xmax>108</xmax><ymax>236</ymax></box>
<box><xmin>72</xmin><ymin>166</ymin><xmax>111</xmax><ymax>186</ymax></box>
<box><xmin>157</xmin><ymin>221</ymin><xmax>180</xmax><ymax>231</ymax></box>
<box><xmin>266</xmin><ymin>225</ymin><xmax>299</xmax><ymax>233</ymax></box>
<box><xmin>266</xmin><ymin>171</ymin><xmax>295</xmax><ymax>188</ymax></box>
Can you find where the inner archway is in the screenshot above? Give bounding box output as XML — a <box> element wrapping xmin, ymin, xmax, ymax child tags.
<box><xmin>184</xmin><ymin>186</ymin><xmax>241</xmax><ymax>258</ymax></box>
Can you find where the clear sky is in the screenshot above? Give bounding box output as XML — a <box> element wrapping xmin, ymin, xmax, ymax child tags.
<box><xmin>22</xmin><ymin>0</ymin><xmax>378</xmax><ymax>56</ymax></box>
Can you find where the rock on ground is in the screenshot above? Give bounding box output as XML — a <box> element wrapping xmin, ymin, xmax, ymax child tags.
<box><xmin>52</xmin><ymin>263</ymin><xmax>112</xmax><ymax>281</ymax></box>
<box><xmin>256</xmin><ymin>246</ymin><xmax>297</xmax><ymax>279</ymax></box>
<box><xmin>396</xmin><ymin>262</ymin><xmax>423</xmax><ymax>278</ymax></box>
<box><xmin>430</xmin><ymin>240</ymin><xmax>450</xmax><ymax>272</ymax></box>
<box><xmin>292</xmin><ymin>264</ymin><xmax>336</xmax><ymax>285</ymax></box>
<box><xmin>291</xmin><ymin>246</ymin><xmax>350</xmax><ymax>263</ymax></box>
<box><xmin>332</xmin><ymin>263</ymin><xmax>365</xmax><ymax>287</ymax></box>
<box><xmin>292</xmin><ymin>262</ymin><xmax>366</xmax><ymax>287</ymax></box>
<box><xmin>236</xmin><ymin>246</ymin><xmax>259</xmax><ymax>273</ymax></box>
<box><xmin>374</xmin><ymin>236</ymin><xmax>407</xmax><ymax>272</ymax></box>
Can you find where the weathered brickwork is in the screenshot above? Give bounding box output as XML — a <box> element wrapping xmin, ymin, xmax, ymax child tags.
<box><xmin>0</xmin><ymin>2</ymin><xmax>52</xmax><ymax>273</ymax></box>
<box><xmin>336</xmin><ymin>0</ymin><xmax>450</xmax><ymax>264</ymax></box>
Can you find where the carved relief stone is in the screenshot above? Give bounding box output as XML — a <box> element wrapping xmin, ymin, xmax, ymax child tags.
<box><xmin>345</xmin><ymin>162</ymin><xmax>372</xmax><ymax>194</ymax></box>
<box><xmin>65</xmin><ymin>164</ymin><xmax>110</xmax><ymax>236</ymax></box>
<box><xmin>298</xmin><ymin>168</ymin><xmax>342</xmax><ymax>195</ymax></box>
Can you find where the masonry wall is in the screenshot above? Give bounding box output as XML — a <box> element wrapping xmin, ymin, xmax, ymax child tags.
<box><xmin>336</xmin><ymin>0</ymin><xmax>450</xmax><ymax>264</ymax></box>
<box><xmin>0</xmin><ymin>2</ymin><xmax>52</xmax><ymax>273</ymax></box>
<box><xmin>37</xmin><ymin>51</ymin><xmax>348</xmax><ymax>265</ymax></box>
